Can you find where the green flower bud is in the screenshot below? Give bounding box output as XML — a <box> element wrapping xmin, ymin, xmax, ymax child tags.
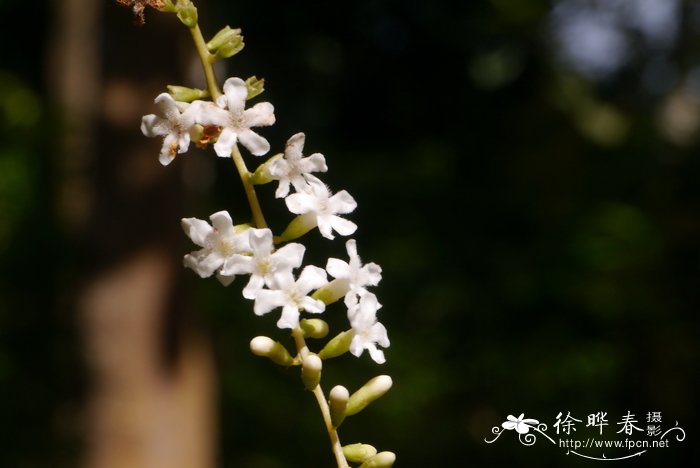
<box><xmin>167</xmin><ymin>85</ymin><xmax>208</xmax><ymax>102</ymax></box>
<box><xmin>329</xmin><ymin>385</ymin><xmax>349</xmax><ymax>427</ymax></box>
<box><xmin>176</xmin><ymin>1</ymin><xmax>198</xmax><ymax>27</ymax></box>
<box><xmin>312</xmin><ymin>278</ymin><xmax>349</xmax><ymax>305</ymax></box>
<box><xmin>318</xmin><ymin>330</ymin><xmax>354</xmax><ymax>360</ymax></box>
<box><xmin>301</xmin><ymin>354</ymin><xmax>322</xmax><ymax>390</ymax></box>
<box><xmin>345</xmin><ymin>375</ymin><xmax>393</xmax><ymax>416</ymax></box>
<box><xmin>215</xmin><ymin>37</ymin><xmax>245</xmax><ymax>59</ymax></box>
<box><xmin>245</xmin><ymin>76</ymin><xmax>265</xmax><ymax>100</ymax></box>
<box><xmin>300</xmin><ymin>318</ymin><xmax>329</xmax><ymax>339</ymax></box>
<box><xmin>250</xmin><ymin>336</ymin><xmax>296</xmax><ymax>366</ymax></box>
<box><xmin>206</xmin><ymin>26</ymin><xmax>242</xmax><ymax>51</ymax></box>
<box><xmin>250</xmin><ymin>153</ymin><xmax>282</xmax><ymax>185</ymax></box>
<box><xmin>342</xmin><ymin>443</ymin><xmax>377</xmax><ymax>463</ymax></box>
<box><xmin>359</xmin><ymin>451</ymin><xmax>396</xmax><ymax>468</ymax></box>
<box><xmin>278</xmin><ymin>213</ymin><xmax>316</xmax><ymax>242</ymax></box>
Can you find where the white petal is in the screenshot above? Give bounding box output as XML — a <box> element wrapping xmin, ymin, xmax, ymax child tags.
<box><xmin>316</xmin><ymin>215</ymin><xmax>336</xmax><ymax>240</ymax></box>
<box><xmin>367</xmin><ymin>346</ymin><xmax>386</xmax><ymax>364</ymax></box>
<box><xmin>154</xmin><ymin>93</ymin><xmax>180</xmax><ymax>121</ymax></box>
<box><xmin>329</xmin><ymin>190</ymin><xmax>357</xmax><ymax>214</ymax></box>
<box><xmin>299</xmin><ymin>153</ymin><xmax>327</xmax><ymax>173</ymax></box>
<box><xmin>329</xmin><ymin>216</ymin><xmax>357</xmax><ymax>237</ymax></box>
<box><xmin>181</xmin><ymin>217</ymin><xmax>212</xmax><ymax>246</ymax></box>
<box><xmin>159</xmin><ymin>133</ymin><xmax>179</xmax><ymax>166</ymax></box>
<box><xmin>209</xmin><ymin>211</ymin><xmax>234</xmax><ymax>235</ymax></box>
<box><xmin>326</xmin><ymin>258</ymin><xmax>350</xmax><ymax>280</ymax></box>
<box><xmin>224</xmin><ymin>254</ymin><xmax>254</xmax><ymax>276</ymax></box>
<box><xmin>242</xmin><ymin>274</ymin><xmax>266</xmax><ymax>300</ymax></box>
<box><xmin>243</xmin><ymin>102</ymin><xmax>275</xmax><ymax>127</ymax></box>
<box><xmin>284</xmin><ymin>132</ymin><xmax>305</xmax><ymax>160</ymax></box>
<box><xmin>249</xmin><ymin>228</ymin><xmax>273</xmax><ymax>255</ymax></box>
<box><xmin>253</xmin><ymin>289</ymin><xmax>287</xmax><ymax>316</ymax></box>
<box><xmin>213</xmin><ymin>128</ymin><xmax>238</xmax><ymax>157</ymax></box>
<box><xmin>297</xmin><ymin>265</ymin><xmax>328</xmax><ymax>294</ymax></box>
<box><xmin>277</xmin><ymin>305</ymin><xmax>300</xmax><ymax>329</ymax></box>
<box><xmin>186</xmin><ymin>251</ymin><xmax>222</xmax><ymax>278</ymax></box>
<box><xmin>361</xmin><ymin>263</ymin><xmax>383</xmax><ymax>286</ymax></box>
<box><xmin>272</xmin><ymin>242</ymin><xmax>305</xmax><ymax>269</ymax></box>
<box><xmin>196</xmin><ymin>102</ymin><xmax>228</xmax><ymax>126</ymax></box>
<box><xmin>274</xmin><ymin>180</ymin><xmax>292</xmax><ymax>198</ymax></box>
<box><xmin>237</xmin><ymin>129</ymin><xmax>270</xmax><ymax>156</ymax></box>
<box><xmin>141</xmin><ymin>114</ymin><xmax>165</xmax><ymax>137</ymax></box>
<box><xmin>299</xmin><ymin>296</ymin><xmax>325</xmax><ymax>314</ymax></box>
<box><xmin>285</xmin><ymin>192</ymin><xmax>318</xmax><ymax>214</ymax></box>
<box><xmin>222</xmin><ymin>77</ymin><xmax>248</xmax><ymax>114</ymax></box>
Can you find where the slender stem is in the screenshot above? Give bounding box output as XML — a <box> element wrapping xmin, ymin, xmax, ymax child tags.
<box><xmin>292</xmin><ymin>329</ymin><xmax>349</xmax><ymax>468</ymax></box>
<box><xmin>231</xmin><ymin>144</ymin><xmax>268</xmax><ymax>229</ymax></box>
<box><xmin>188</xmin><ymin>24</ymin><xmax>222</xmax><ymax>101</ymax></box>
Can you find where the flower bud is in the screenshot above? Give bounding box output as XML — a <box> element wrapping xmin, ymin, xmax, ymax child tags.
<box><xmin>301</xmin><ymin>354</ymin><xmax>322</xmax><ymax>390</ymax></box>
<box><xmin>250</xmin><ymin>153</ymin><xmax>283</xmax><ymax>185</ymax></box>
<box><xmin>329</xmin><ymin>385</ymin><xmax>349</xmax><ymax>427</ymax></box>
<box><xmin>278</xmin><ymin>213</ymin><xmax>316</xmax><ymax>242</ymax></box>
<box><xmin>312</xmin><ymin>278</ymin><xmax>349</xmax><ymax>305</ymax></box>
<box><xmin>245</xmin><ymin>76</ymin><xmax>265</xmax><ymax>100</ymax></box>
<box><xmin>250</xmin><ymin>336</ymin><xmax>295</xmax><ymax>366</ymax></box>
<box><xmin>206</xmin><ymin>26</ymin><xmax>242</xmax><ymax>51</ymax></box>
<box><xmin>342</xmin><ymin>443</ymin><xmax>377</xmax><ymax>463</ymax></box>
<box><xmin>345</xmin><ymin>375</ymin><xmax>392</xmax><ymax>416</ymax></box>
<box><xmin>300</xmin><ymin>318</ymin><xmax>329</xmax><ymax>339</ymax></box>
<box><xmin>318</xmin><ymin>330</ymin><xmax>354</xmax><ymax>360</ymax></box>
<box><xmin>176</xmin><ymin>0</ymin><xmax>198</xmax><ymax>27</ymax></box>
<box><xmin>167</xmin><ymin>85</ymin><xmax>208</xmax><ymax>102</ymax></box>
<box><xmin>359</xmin><ymin>451</ymin><xmax>396</xmax><ymax>468</ymax></box>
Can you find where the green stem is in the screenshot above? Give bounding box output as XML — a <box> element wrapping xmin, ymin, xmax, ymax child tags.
<box><xmin>188</xmin><ymin>24</ymin><xmax>222</xmax><ymax>101</ymax></box>
<box><xmin>292</xmin><ymin>329</ymin><xmax>349</xmax><ymax>468</ymax></box>
<box><xmin>231</xmin><ymin>144</ymin><xmax>268</xmax><ymax>229</ymax></box>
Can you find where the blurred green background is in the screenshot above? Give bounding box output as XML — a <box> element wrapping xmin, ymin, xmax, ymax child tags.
<box><xmin>0</xmin><ymin>0</ymin><xmax>698</xmax><ymax>466</ymax></box>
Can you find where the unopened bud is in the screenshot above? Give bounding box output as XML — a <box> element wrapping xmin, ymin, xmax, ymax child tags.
<box><xmin>250</xmin><ymin>336</ymin><xmax>295</xmax><ymax>366</ymax></box>
<box><xmin>300</xmin><ymin>318</ymin><xmax>329</xmax><ymax>339</ymax></box>
<box><xmin>301</xmin><ymin>354</ymin><xmax>322</xmax><ymax>390</ymax></box>
<box><xmin>359</xmin><ymin>451</ymin><xmax>396</xmax><ymax>468</ymax></box>
<box><xmin>245</xmin><ymin>76</ymin><xmax>265</xmax><ymax>100</ymax></box>
<box><xmin>318</xmin><ymin>330</ymin><xmax>354</xmax><ymax>360</ymax></box>
<box><xmin>342</xmin><ymin>443</ymin><xmax>377</xmax><ymax>463</ymax></box>
<box><xmin>176</xmin><ymin>0</ymin><xmax>198</xmax><ymax>27</ymax></box>
<box><xmin>167</xmin><ymin>85</ymin><xmax>208</xmax><ymax>102</ymax></box>
<box><xmin>207</xmin><ymin>26</ymin><xmax>242</xmax><ymax>51</ymax></box>
<box><xmin>250</xmin><ymin>153</ymin><xmax>282</xmax><ymax>185</ymax></box>
<box><xmin>345</xmin><ymin>375</ymin><xmax>392</xmax><ymax>416</ymax></box>
<box><xmin>329</xmin><ymin>385</ymin><xmax>349</xmax><ymax>427</ymax></box>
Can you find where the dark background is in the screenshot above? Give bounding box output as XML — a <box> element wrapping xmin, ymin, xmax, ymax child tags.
<box><xmin>0</xmin><ymin>0</ymin><xmax>698</xmax><ymax>466</ymax></box>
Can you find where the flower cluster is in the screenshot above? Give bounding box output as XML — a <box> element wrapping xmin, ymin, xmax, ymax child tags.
<box><xmin>141</xmin><ymin>76</ymin><xmax>389</xmax><ymax>363</ymax></box>
<box><xmin>134</xmin><ymin>4</ymin><xmax>396</xmax><ymax>464</ymax></box>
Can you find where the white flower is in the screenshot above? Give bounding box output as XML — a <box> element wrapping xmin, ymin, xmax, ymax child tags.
<box><xmin>285</xmin><ymin>179</ymin><xmax>357</xmax><ymax>240</ymax></box>
<box><xmin>141</xmin><ymin>93</ymin><xmax>199</xmax><ymax>166</ymax></box>
<box><xmin>223</xmin><ymin>228</ymin><xmax>306</xmax><ymax>299</ymax></box>
<box><xmin>181</xmin><ymin>211</ymin><xmax>250</xmax><ymax>285</ymax></box>
<box><xmin>326</xmin><ymin>239</ymin><xmax>382</xmax><ymax>307</ymax></box>
<box><xmin>198</xmin><ymin>77</ymin><xmax>275</xmax><ymax>157</ymax></box>
<box><xmin>253</xmin><ymin>265</ymin><xmax>327</xmax><ymax>329</ymax></box>
<box><xmin>267</xmin><ymin>132</ymin><xmax>328</xmax><ymax>198</ymax></box>
<box><xmin>502</xmin><ymin>414</ymin><xmax>540</xmax><ymax>434</ymax></box>
<box><xmin>348</xmin><ymin>292</ymin><xmax>389</xmax><ymax>364</ymax></box>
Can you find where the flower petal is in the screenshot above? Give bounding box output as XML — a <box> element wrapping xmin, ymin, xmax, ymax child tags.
<box><xmin>329</xmin><ymin>190</ymin><xmax>357</xmax><ymax>214</ymax></box>
<box><xmin>329</xmin><ymin>215</ymin><xmax>357</xmax><ymax>237</ymax></box>
<box><xmin>181</xmin><ymin>217</ymin><xmax>213</xmax><ymax>246</ymax></box>
<box><xmin>221</xmin><ymin>77</ymin><xmax>248</xmax><ymax>114</ymax></box>
<box><xmin>243</xmin><ymin>102</ymin><xmax>275</xmax><ymax>127</ymax></box>
<box><xmin>326</xmin><ymin>258</ymin><xmax>350</xmax><ymax>280</ymax></box>
<box><xmin>253</xmin><ymin>289</ymin><xmax>287</xmax><ymax>316</ymax></box>
<box><xmin>284</xmin><ymin>132</ymin><xmax>305</xmax><ymax>160</ymax></box>
<box><xmin>237</xmin><ymin>128</ymin><xmax>270</xmax><ymax>156</ymax></box>
<box><xmin>297</xmin><ymin>265</ymin><xmax>328</xmax><ymax>294</ymax></box>
<box><xmin>277</xmin><ymin>304</ymin><xmax>300</xmax><ymax>329</ymax></box>
<box><xmin>285</xmin><ymin>192</ymin><xmax>318</xmax><ymax>214</ymax></box>
<box><xmin>213</xmin><ymin>127</ymin><xmax>238</xmax><ymax>157</ymax></box>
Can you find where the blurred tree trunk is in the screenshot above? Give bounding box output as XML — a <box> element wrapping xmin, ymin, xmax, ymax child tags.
<box><xmin>48</xmin><ymin>1</ymin><xmax>216</xmax><ymax>467</ymax></box>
